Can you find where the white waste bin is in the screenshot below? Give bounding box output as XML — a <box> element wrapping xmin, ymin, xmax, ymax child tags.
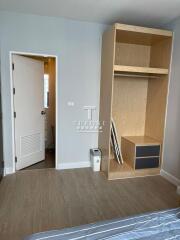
<box><xmin>90</xmin><ymin>149</ymin><xmax>101</xmax><ymax>172</ymax></box>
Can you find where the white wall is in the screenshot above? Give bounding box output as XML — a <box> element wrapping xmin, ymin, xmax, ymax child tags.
<box><xmin>0</xmin><ymin>11</ymin><xmax>107</xmax><ymax>172</ymax></box>
<box><xmin>162</xmin><ymin>18</ymin><xmax>180</xmax><ymax>185</ymax></box>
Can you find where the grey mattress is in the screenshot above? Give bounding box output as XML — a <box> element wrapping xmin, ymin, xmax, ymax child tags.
<box><xmin>25</xmin><ymin>208</ymin><xmax>180</xmax><ymax>240</ymax></box>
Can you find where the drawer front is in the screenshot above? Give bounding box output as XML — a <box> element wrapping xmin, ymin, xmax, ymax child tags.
<box><xmin>136</xmin><ymin>145</ymin><xmax>160</xmax><ymax>157</ymax></box>
<box><xmin>135</xmin><ymin>157</ymin><xmax>159</xmax><ymax>170</ymax></box>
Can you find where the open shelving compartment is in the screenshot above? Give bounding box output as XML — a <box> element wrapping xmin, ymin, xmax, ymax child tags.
<box><xmin>98</xmin><ymin>23</ymin><xmax>173</xmax><ymax>180</ymax></box>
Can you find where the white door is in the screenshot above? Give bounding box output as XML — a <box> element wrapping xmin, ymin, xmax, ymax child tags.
<box><xmin>12</xmin><ymin>55</ymin><xmax>45</xmax><ymax>170</ymax></box>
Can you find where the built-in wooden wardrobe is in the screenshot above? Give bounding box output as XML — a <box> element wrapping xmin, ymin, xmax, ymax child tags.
<box><xmin>98</xmin><ymin>23</ymin><xmax>173</xmax><ymax>180</ymax></box>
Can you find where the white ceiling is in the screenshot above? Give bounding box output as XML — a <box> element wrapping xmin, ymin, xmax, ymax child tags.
<box><xmin>0</xmin><ymin>0</ymin><xmax>180</xmax><ymax>27</ymax></box>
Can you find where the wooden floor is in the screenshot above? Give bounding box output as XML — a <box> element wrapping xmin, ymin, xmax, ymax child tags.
<box><xmin>23</xmin><ymin>150</ymin><xmax>55</xmax><ymax>170</ymax></box>
<box><xmin>0</xmin><ymin>168</ymin><xmax>178</xmax><ymax>240</ymax></box>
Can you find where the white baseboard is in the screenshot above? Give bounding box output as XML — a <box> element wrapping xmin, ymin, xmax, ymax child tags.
<box><xmin>160</xmin><ymin>169</ymin><xmax>180</xmax><ymax>186</ymax></box>
<box><xmin>4</xmin><ymin>167</ymin><xmax>14</xmax><ymax>176</ymax></box>
<box><xmin>57</xmin><ymin>161</ymin><xmax>91</xmax><ymax>170</ymax></box>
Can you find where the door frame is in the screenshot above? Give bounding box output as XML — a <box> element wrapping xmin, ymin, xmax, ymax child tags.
<box><xmin>9</xmin><ymin>51</ymin><xmax>58</xmax><ymax>172</ymax></box>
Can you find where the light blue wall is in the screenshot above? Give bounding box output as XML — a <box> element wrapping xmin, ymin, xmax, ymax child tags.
<box><xmin>0</xmin><ymin>11</ymin><xmax>107</xmax><ymax>172</ymax></box>
<box><xmin>1</xmin><ymin>10</ymin><xmax>179</xmax><ymax>181</ymax></box>
<box><xmin>162</xmin><ymin>18</ymin><xmax>180</xmax><ymax>181</ymax></box>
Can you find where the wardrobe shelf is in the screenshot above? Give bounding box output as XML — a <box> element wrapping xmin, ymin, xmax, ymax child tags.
<box><xmin>122</xmin><ymin>136</ymin><xmax>160</xmax><ymax>146</ymax></box>
<box><xmin>114</xmin><ymin>65</ymin><xmax>169</xmax><ymax>75</ymax></box>
<box><xmin>109</xmin><ymin>159</ymin><xmax>160</xmax><ymax>180</ymax></box>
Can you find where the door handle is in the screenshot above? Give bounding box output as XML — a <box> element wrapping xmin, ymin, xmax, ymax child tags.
<box><xmin>41</xmin><ymin>111</ymin><xmax>46</xmax><ymax>115</ymax></box>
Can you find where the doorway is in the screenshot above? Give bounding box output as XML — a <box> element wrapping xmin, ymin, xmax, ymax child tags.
<box><xmin>10</xmin><ymin>52</ymin><xmax>57</xmax><ymax>171</ymax></box>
